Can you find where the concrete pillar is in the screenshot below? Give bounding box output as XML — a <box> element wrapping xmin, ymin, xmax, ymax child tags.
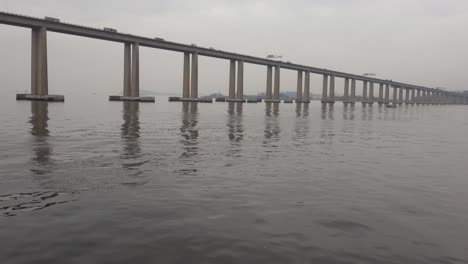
<box><xmin>329</xmin><ymin>75</ymin><xmax>335</xmax><ymax>102</ymax></box>
<box><xmin>296</xmin><ymin>71</ymin><xmax>303</xmax><ymax>102</ymax></box>
<box><xmin>393</xmin><ymin>86</ymin><xmax>398</xmax><ymax>104</ymax></box>
<box><xmin>362</xmin><ymin>81</ymin><xmax>368</xmax><ymax>102</ymax></box>
<box><xmin>265</xmin><ymin>66</ymin><xmax>272</xmax><ymax>100</ymax></box>
<box><xmin>123</xmin><ymin>43</ymin><xmax>132</xmax><ymax>97</ymax></box>
<box><xmin>273</xmin><ymin>66</ymin><xmax>280</xmax><ymax>100</ymax></box>
<box><xmin>321</xmin><ymin>75</ymin><xmax>328</xmax><ymax>103</ymax></box>
<box><xmin>31</xmin><ymin>26</ymin><xmax>48</xmax><ymax>96</ymax></box>
<box><xmin>344</xmin><ymin>78</ymin><xmax>350</xmax><ymax>102</ymax></box>
<box><xmin>351</xmin><ymin>79</ymin><xmax>356</xmax><ymax>102</ymax></box>
<box><xmin>398</xmin><ymin>87</ymin><xmax>404</xmax><ymax>104</ymax></box>
<box><xmin>229</xmin><ymin>60</ymin><xmax>236</xmax><ymax>99</ymax></box>
<box><xmin>410</xmin><ymin>89</ymin><xmax>415</xmax><ymax>104</ymax></box>
<box><xmin>385</xmin><ymin>84</ymin><xmax>390</xmax><ymax>104</ymax></box>
<box><xmin>303</xmin><ymin>71</ymin><xmax>310</xmax><ymax>102</ymax></box>
<box><xmin>416</xmin><ymin>89</ymin><xmax>421</xmax><ymax>104</ymax></box>
<box><xmin>378</xmin><ymin>83</ymin><xmax>384</xmax><ymax>103</ymax></box>
<box><xmin>190</xmin><ymin>52</ymin><xmax>198</xmax><ymax>98</ymax></box>
<box><xmin>405</xmin><ymin>88</ymin><xmax>410</xmax><ymax>104</ymax></box>
<box><xmin>369</xmin><ymin>82</ymin><xmax>374</xmax><ymax>103</ymax></box>
<box><xmin>183</xmin><ymin>52</ymin><xmax>190</xmax><ymax>98</ymax></box>
<box><xmin>236</xmin><ymin>60</ymin><xmax>244</xmax><ymax>100</ymax></box>
<box><xmin>131</xmin><ymin>43</ymin><xmax>139</xmax><ymax>97</ymax></box>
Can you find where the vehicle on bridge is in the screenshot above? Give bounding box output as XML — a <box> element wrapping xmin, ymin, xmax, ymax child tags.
<box><xmin>44</xmin><ymin>16</ymin><xmax>60</xmax><ymax>22</ymax></box>
<box><xmin>103</xmin><ymin>27</ymin><xmax>117</xmax><ymax>33</ymax></box>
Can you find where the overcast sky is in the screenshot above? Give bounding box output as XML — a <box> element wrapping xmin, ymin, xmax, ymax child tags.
<box><xmin>1</xmin><ymin>0</ymin><xmax>467</xmax><ymax>97</ymax></box>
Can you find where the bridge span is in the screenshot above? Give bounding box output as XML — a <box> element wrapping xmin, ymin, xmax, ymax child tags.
<box><xmin>1</xmin><ymin>11</ymin><xmax>467</xmax><ymax>105</ymax></box>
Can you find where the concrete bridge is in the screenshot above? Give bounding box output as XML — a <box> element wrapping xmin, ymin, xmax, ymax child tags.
<box><xmin>1</xmin><ymin>11</ymin><xmax>467</xmax><ymax>105</ymax></box>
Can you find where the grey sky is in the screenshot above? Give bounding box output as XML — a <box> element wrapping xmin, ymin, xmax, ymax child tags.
<box><xmin>1</xmin><ymin>0</ymin><xmax>467</xmax><ymax>97</ymax></box>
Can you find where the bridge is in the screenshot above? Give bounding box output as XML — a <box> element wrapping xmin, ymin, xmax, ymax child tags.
<box><xmin>1</xmin><ymin>11</ymin><xmax>467</xmax><ymax>105</ymax></box>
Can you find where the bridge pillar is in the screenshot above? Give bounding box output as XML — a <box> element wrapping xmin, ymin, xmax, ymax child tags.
<box><xmin>303</xmin><ymin>71</ymin><xmax>310</xmax><ymax>103</ymax></box>
<box><xmin>226</xmin><ymin>60</ymin><xmax>245</xmax><ymax>102</ymax></box>
<box><xmin>17</xmin><ymin>27</ymin><xmax>64</xmax><ymax>102</ymax></box>
<box><xmin>296</xmin><ymin>70</ymin><xmax>303</xmax><ymax>102</ymax></box>
<box><xmin>265</xmin><ymin>66</ymin><xmax>272</xmax><ymax>100</ymax></box>
<box><xmin>378</xmin><ymin>83</ymin><xmax>384</xmax><ymax>104</ymax></box>
<box><xmin>182</xmin><ymin>52</ymin><xmax>190</xmax><ymax>98</ymax></box>
<box><xmin>397</xmin><ymin>87</ymin><xmax>404</xmax><ymax>104</ymax></box>
<box><xmin>369</xmin><ymin>82</ymin><xmax>374</xmax><ymax>104</ymax></box>
<box><xmin>384</xmin><ymin>84</ymin><xmax>390</xmax><ymax>104</ymax></box>
<box><xmin>131</xmin><ymin>43</ymin><xmax>140</xmax><ymax>97</ymax></box>
<box><xmin>343</xmin><ymin>78</ymin><xmax>350</xmax><ymax>103</ymax></box>
<box><xmin>329</xmin><ymin>75</ymin><xmax>335</xmax><ymax>103</ymax></box>
<box><xmin>236</xmin><ymin>60</ymin><xmax>244</xmax><ymax>101</ymax></box>
<box><xmin>391</xmin><ymin>86</ymin><xmax>397</xmax><ymax>104</ymax></box>
<box><xmin>362</xmin><ymin>81</ymin><xmax>368</xmax><ymax>103</ymax></box>
<box><xmin>273</xmin><ymin>66</ymin><xmax>281</xmax><ymax>101</ymax></box>
<box><xmin>410</xmin><ymin>89</ymin><xmax>415</xmax><ymax>104</ymax></box>
<box><xmin>321</xmin><ymin>74</ymin><xmax>328</xmax><ymax>103</ymax></box>
<box><xmin>123</xmin><ymin>43</ymin><xmax>132</xmax><ymax>97</ymax></box>
<box><xmin>350</xmin><ymin>79</ymin><xmax>356</xmax><ymax>103</ymax></box>
<box><xmin>229</xmin><ymin>60</ymin><xmax>236</xmax><ymax>100</ymax></box>
<box><xmin>109</xmin><ymin>43</ymin><xmax>154</xmax><ymax>102</ymax></box>
<box><xmin>190</xmin><ymin>52</ymin><xmax>198</xmax><ymax>99</ymax></box>
<box><xmin>404</xmin><ymin>88</ymin><xmax>410</xmax><ymax>104</ymax></box>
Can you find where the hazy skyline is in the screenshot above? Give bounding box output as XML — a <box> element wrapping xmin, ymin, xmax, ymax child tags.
<box><xmin>1</xmin><ymin>0</ymin><xmax>467</xmax><ymax>97</ymax></box>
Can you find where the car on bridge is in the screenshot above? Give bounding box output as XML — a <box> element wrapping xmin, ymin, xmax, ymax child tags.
<box><xmin>44</xmin><ymin>16</ymin><xmax>60</xmax><ymax>22</ymax></box>
<box><xmin>103</xmin><ymin>27</ymin><xmax>117</xmax><ymax>33</ymax></box>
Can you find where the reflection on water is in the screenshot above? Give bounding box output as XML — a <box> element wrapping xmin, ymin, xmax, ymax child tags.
<box><xmin>120</xmin><ymin>102</ymin><xmax>145</xmax><ymax>183</ymax></box>
<box><xmin>121</xmin><ymin>102</ymin><xmax>140</xmax><ymax>159</ymax></box>
<box><xmin>263</xmin><ymin>103</ymin><xmax>280</xmax><ymax>148</ymax></box>
<box><xmin>321</xmin><ymin>103</ymin><xmax>334</xmax><ymax>120</ymax></box>
<box><xmin>226</xmin><ymin>103</ymin><xmax>244</xmax><ymax>155</ymax></box>
<box><xmin>293</xmin><ymin>104</ymin><xmax>310</xmax><ymax>142</ymax></box>
<box><xmin>343</xmin><ymin>104</ymin><xmax>355</xmax><ymax>120</ymax></box>
<box><xmin>179</xmin><ymin>102</ymin><xmax>199</xmax><ymax>167</ymax></box>
<box><xmin>320</xmin><ymin>104</ymin><xmax>335</xmax><ymax>144</ymax></box>
<box><xmin>361</xmin><ymin>104</ymin><xmax>374</xmax><ymax>121</ymax></box>
<box><xmin>29</xmin><ymin>101</ymin><xmax>52</xmax><ymax>175</ymax></box>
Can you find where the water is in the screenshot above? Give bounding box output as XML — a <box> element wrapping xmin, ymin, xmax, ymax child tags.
<box><xmin>1</xmin><ymin>97</ymin><xmax>467</xmax><ymax>263</ymax></box>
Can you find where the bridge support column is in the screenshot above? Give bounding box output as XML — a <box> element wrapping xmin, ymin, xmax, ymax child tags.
<box><xmin>110</xmin><ymin>43</ymin><xmax>154</xmax><ymax>102</ymax></box>
<box><xmin>229</xmin><ymin>60</ymin><xmax>236</xmax><ymax>100</ymax></box>
<box><xmin>329</xmin><ymin>75</ymin><xmax>335</xmax><ymax>103</ymax></box>
<box><xmin>398</xmin><ymin>87</ymin><xmax>404</xmax><ymax>104</ymax></box>
<box><xmin>265</xmin><ymin>66</ymin><xmax>272</xmax><ymax>101</ymax></box>
<box><xmin>392</xmin><ymin>86</ymin><xmax>398</xmax><ymax>104</ymax></box>
<box><xmin>378</xmin><ymin>83</ymin><xmax>384</xmax><ymax>104</ymax></box>
<box><xmin>236</xmin><ymin>60</ymin><xmax>244</xmax><ymax>101</ymax></box>
<box><xmin>226</xmin><ymin>60</ymin><xmax>245</xmax><ymax>103</ymax></box>
<box><xmin>296</xmin><ymin>71</ymin><xmax>303</xmax><ymax>102</ymax></box>
<box><xmin>321</xmin><ymin>75</ymin><xmax>328</xmax><ymax>103</ymax></box>
<box><xmin>384</xmin><ymin>84</ymin><xmax>390</xmax><ymax>104</ymax></box>
<box><xmin>131</xmin><ymin>43</ymin><xmax>140</xmax><ymax>97</ymax></box>
<box><xmin>362</xmin><ymin>81</ymin><xmax>368</xmax><ymax>103</ymax></box>
<box><xmin>303</xmin><ymin>71</ymin><xmax>310</xmax><ymax>103</ymax></box>
<box><xmin>190</xmin><ymin>52</ymin><xmax>198</xmax><ymax>99</ymax></box>
<box><xmin>183</xmin><ymin>52</ymin><xmax>191</xmax><ymax>98</ymax></box>
<box><xmin>343</xmin><ymin>78</ymin><xmax>350</xmax><ymax>103</ymax></box>
<box><xmin>404</xmin><ymin>88</ymin><xmax>410</xmax><ymax>104</ymax></box>
<box><xmin>272</xmin><ymin>66</ymin><xmax>281</xmax><ymax>102</ymax></box>
<box><xmin>368</xmin><ymin>82</ymin><xmax>374</xmax><ymax>104</ymax></box>
<box><xmin>410</xmin><ymin>89</ymin><xmax>415</xmax><ymax>104</ymax></box>
<box><xmin>350</xmin><ymin>79</ymin><xmax>356</xmax><ymax>103</ymax></box>
<box><xmin>17</xmin><ymin>27</ymin><xmax>64</xmax><ymax>102</ymax></box>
